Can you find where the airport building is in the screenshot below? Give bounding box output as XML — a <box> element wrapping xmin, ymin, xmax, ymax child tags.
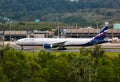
<box><xmin>62</xmin><ymin>28</ymin><xmax>120</xmax><ymax>38</ymax></box>
<box><xmin>31</xmin><ymin>30</ymin><xmax>52</xmax><ymax>38</ymax></box>
<box><xmin>2</xmin><ymin>24</ymin><xmax>120</xmax><ymax>41</ymax></box>
<box><xmin>4</xmin><ymin>31</ymin><xmax>27</xmax><ymax>41</ymax></box>
<box><xmin>3</xmin><ymin>30</ymin><xmax>54</xmax><ymax>41</ymax></box>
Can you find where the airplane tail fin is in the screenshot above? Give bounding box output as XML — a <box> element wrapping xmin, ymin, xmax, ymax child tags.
<box><xmin>93</xmin><ymin>25</ymin><xmax>109</xmax><ymax>40</ymax></box>
<box><xmin>82</xmin><ymin>24</ymin><xmax>109</xmax><ymax>46</ymax></box>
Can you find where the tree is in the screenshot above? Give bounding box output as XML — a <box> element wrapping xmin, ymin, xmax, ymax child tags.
<box><xmin>0</xmin><ymin>66</ymin><xmax>9</xmax><ymax>82</ymax></box>
<box><xmin>90</xmin><ymin>45</ymin><xmax>105</xmax><ymax>79</ymax></box>
<box><xmin>112</xmin><ymin>54</ymin><xmax>120</xmax><ymax>82</ymax></box>
<box><xmin>36</xmin><ymin>50</ymin><xmax>55</xmax><ymax>68</ymax></box>
<box><xmin>97</xmin><ymin>57</ymin><xmax>115</xmax><ymax>82</ymax></box>
<box><xmin>45</xmin><ymin>55</ymin><xmax>71</xmax><ymax>82</ymax></box>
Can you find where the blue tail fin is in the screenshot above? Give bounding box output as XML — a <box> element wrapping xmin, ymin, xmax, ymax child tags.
<box><xmin>83</xmin><ymin>25</ymin><xmax>109</xmax><ymax>46</ymax></box>
<box><xmin>94</xmin><ymin>25</ymin><xmax>109</xmax><ymax>40</ymax></box>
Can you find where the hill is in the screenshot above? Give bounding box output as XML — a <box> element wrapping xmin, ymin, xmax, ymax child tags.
<box><xmin>0</xmin><ymin>0</ymin><xmax>120</xmax><ymax>26</ymax></box>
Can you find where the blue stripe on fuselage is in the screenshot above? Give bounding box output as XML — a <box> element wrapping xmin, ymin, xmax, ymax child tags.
<box><xmin>79</xmin><ymin>39</ymin><xmax>108</xmax><ymax>46</ymax></box>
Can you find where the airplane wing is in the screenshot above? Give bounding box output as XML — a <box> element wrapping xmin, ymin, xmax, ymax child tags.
<box><xmin>44</xmin><ymin>41</ymin><xmax>67</xmax><ymax>49</ymax></box>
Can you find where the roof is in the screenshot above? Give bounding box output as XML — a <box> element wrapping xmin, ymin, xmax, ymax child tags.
<box><xmin>65</xmin><ymin>28</ymin><xmax>120</xmax><ymax>34</ymax></box>
<box><xmin>4</xmin><ymin>31</ymin><xmax>27</xmax><ymax>35</ymax></box>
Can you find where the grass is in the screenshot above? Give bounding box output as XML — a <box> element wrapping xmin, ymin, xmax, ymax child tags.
<box><xmin>105</xmin><ymin>52</ymin><xmax>120</xmax><ymax>58</ymax></box>
<box><xmin>21</xmin><ymin>49</ymin><xmax>120</xmax><ymax>58</ymax></box>
<box><xmin>18</xmin><ymin>50</ymin><xmax>39</xmax><ymax>58</ymax></box>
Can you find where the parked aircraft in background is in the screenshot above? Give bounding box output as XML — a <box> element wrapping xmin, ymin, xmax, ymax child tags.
<box><xmin>16</xmin><ymin>25</ymin><xmax>109</xmax><ymax>50</ymax></box>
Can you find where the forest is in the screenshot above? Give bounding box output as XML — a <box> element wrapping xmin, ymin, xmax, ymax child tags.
<box><xmin>0</xmin><ymin>0</ymin><xmax>120</xmax><ymax>26</ymax></box>
<box><xmin>0</xmin><ymin>44</ymin><xmax>120</xmax><ymax>82</ymax></box>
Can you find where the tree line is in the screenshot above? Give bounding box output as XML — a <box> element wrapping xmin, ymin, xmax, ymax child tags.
<box><xmin>0</xmin><ymin>44</ymin><xmax>120</xmax><ymax>82</ymax></box>
<box><xmin>0</xmin><ymin>0</ymin><xmax>120</xmax><ymax>22</ymax></box>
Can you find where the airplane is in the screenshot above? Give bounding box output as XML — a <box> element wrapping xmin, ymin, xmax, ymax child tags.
<box><xmin>16</xmin><ymin>24</ymin><xmax>109</xmax><ymax>50</ymax></box>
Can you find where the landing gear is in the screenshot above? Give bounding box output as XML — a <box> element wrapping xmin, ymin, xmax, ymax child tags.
<box><xmin>57</xmin><ymin>46</ymin><xmax>67</xmax><ymax>50</ymax></box>
<box><xmin>21</xmin><ymin>46</ymin><xmax>24</xmax><ymax>50</ymax></box>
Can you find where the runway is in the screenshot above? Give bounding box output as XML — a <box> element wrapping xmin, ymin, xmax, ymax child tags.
<box><xmin>45</xmin><ymin>48</ymin><xmax>120</xmax><ymax>52</ymax></box>
<box><xmin>3</xmin><ymin>41</ymin><xmax>120</xmax><ymax>52</ymax></box>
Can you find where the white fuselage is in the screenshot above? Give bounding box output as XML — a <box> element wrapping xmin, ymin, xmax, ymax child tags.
<box><xmin>16</xmin><ymin>38</ymin><xmax>92</xmax><ymax>46</ymax></box>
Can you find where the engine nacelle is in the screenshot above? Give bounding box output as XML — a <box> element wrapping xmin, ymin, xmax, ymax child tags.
<box><xmin>44</xmin><ymin>43</ymin><xmax>58</xmax><ymax>49</ymax></box>
<box><xmin>44</xmin><ymin>44</ymin><xmax>52</xmax><ymax>49</ymax></box>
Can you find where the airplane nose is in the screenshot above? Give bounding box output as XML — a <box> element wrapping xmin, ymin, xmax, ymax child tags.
<box><xmin>15</xmin><ymin>40</ymin><xmax>20</xmax><ymax>45</ymax></box>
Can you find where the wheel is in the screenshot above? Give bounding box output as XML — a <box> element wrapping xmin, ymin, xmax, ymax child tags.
<box><xmin>57</xmin><ymin>47</ymin><xmax>67</xmax><ymax>50</ymax></box>
<box><xmin>21</xmin><ymin>46</ymin><xmax>24</xmax><ymax>50</ymax></box>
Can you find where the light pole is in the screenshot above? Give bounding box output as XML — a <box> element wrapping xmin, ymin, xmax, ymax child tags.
<box><xmin>5</xmin><ymin>17</ymin><xmax>12</xmax><ymax>41</ymax></box>
<box><xmin>9</xmin><ymin>23</ymin><xmax>11</xmax><ymax>41</ymax></box>
<box><xmin>9</xmin><ymin>21</ymin><xmax>13</xmax><ymax>41</ymax></box>
<box><xmin>56</xmin><ymin>17</ymin><xmax>59</xmax><ymax>38</ymax></box>
<box><xmin>0</xmin><ymin>23</ymin><xmax>4</xmax><ymax>46</ymax></box>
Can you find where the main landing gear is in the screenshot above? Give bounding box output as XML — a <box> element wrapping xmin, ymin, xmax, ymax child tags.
<box><xmin>21</xmin><ymin>46</ymin><xmax>24</xmax><ymax>50</ymax></box>
<box><xmin>57</xmin><ymin>46</ymin><xmax>67</xmax><ymax>50</ymax></box>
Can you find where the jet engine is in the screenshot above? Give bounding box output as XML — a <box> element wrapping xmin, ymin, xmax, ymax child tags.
<box><xmin>44</xmin><ymin>43</ymin><xmax>58</xmax><ymax>49</ymax></box>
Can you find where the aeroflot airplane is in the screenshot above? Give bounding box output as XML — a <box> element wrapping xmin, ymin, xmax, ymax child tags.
<box><xmin>16</xmin><ymin>25</ymin><xmax>109</xmax><ymax>50</ymax></box>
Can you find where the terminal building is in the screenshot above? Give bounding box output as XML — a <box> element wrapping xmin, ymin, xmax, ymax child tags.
<box><xmin>4</xmin><ymin>31</ymin><xmax>27</xmax><ymax>41</ymax></box>
<box><xmin>31</xmin><ymin>30</ymin><xmax>54</xmax><ymax>38</ymax></box>
<box><xmin>3</xmin><ymin>30</ymin><xmax>54</xmax><ymax>41</ymax></box>
<box><xmin>1</xmin><ymin>23</ymin><xmax>120</xmax><ymax>41</ymax></box>
<box><xmin>62</xmin><ymin>28</ymin><xmax>120</xmax><ymax>38</ymax></box>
